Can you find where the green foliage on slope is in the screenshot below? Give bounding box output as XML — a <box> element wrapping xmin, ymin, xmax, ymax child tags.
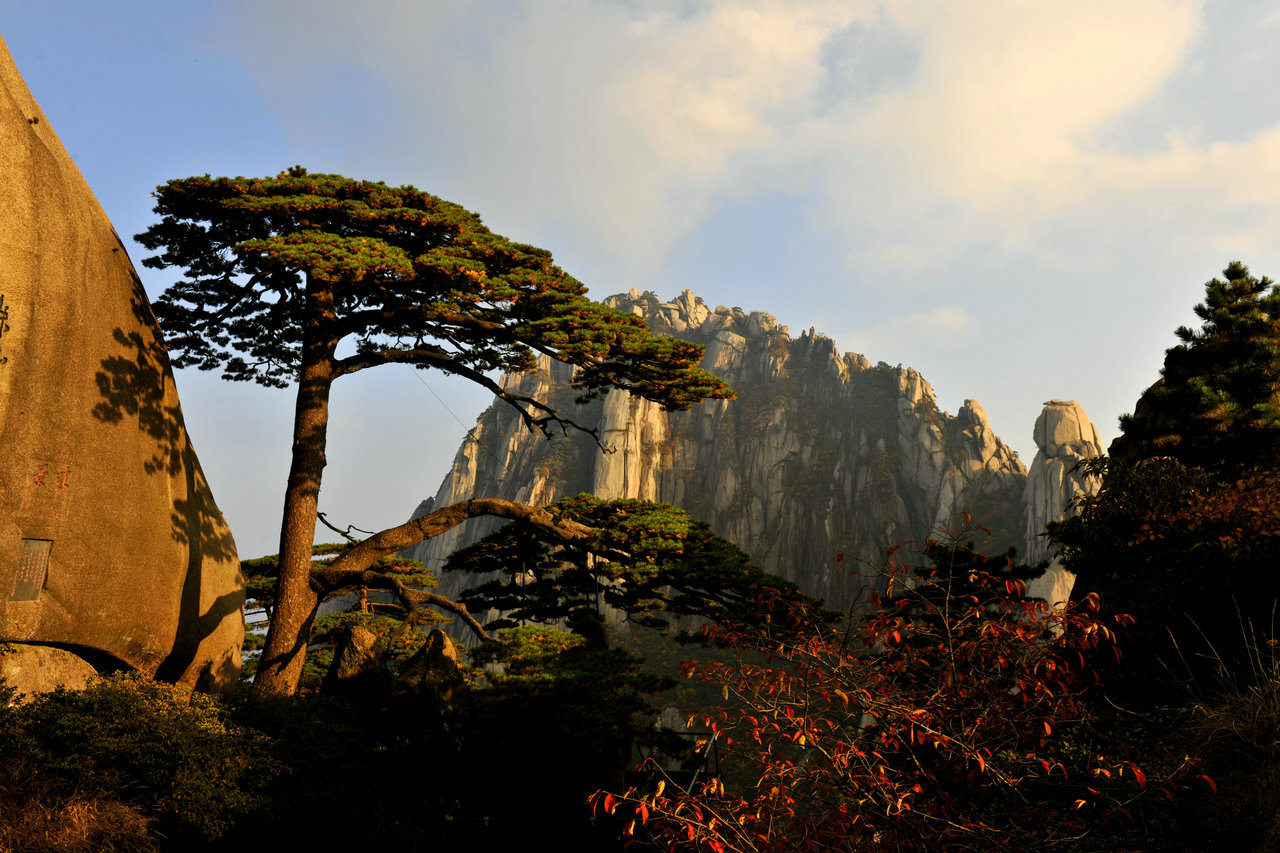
<box><xmin>446</xmin><ymin>494</ymin><xmax>825</xmax><ymax>634</ymax></box>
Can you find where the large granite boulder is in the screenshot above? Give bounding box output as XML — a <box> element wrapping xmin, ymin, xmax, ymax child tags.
<box><xmin>0</xmin><ymin>35</ymin><xmax>243</xmax><ymax>694</ymax></box>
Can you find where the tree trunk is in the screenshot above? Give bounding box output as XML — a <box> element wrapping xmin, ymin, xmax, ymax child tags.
<box><xmin>252</xmin><ymin>282</ymin><xmax>338</xmax><ymax>699</ymax></box>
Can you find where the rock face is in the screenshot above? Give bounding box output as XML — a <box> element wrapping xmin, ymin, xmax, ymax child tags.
<box><xmin>1022</xmin><ymin>400</ymin><xmax>1105</xmax><ymax>605</ymax></box>
<box><xmin>0</xmin><ymin>35</ymin><xmax>243</xmax><ymax>694</ymax></box>
<box><xmin>396</xmin><ymin>629</ymin><xmax>464</xmax><ymax>697</ymax></box>
<box><xmin>395</xmin><ymin>630</ymin><xmax>468</xmax><ymax>733</ymax></box>
<box><xmin>0</xmin><ymin>644</ymin><xmax>97</xmax><ymax>694</ymax></box>
<box><xmin>406</xmin><ymin>289</ymin><xmax>1033</xmax><ymax>610</ymax></box>
<box><xmin>321</xmin><ymin>625</ymin><xmax>384</xmax><ymax>696</ymax></box>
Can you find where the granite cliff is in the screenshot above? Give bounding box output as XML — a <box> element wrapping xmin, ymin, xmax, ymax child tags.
<box><xmin>405</xmin><ymin>290</ymin><xmax>1104</xmax><ymax>613</ymax></box>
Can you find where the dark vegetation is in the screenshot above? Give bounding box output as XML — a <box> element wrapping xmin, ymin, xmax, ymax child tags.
<box><xmin>446</xmin><ymin>494</ymin><xmax>824</xmax><ymax>634</ymax></box>
<box><xmin>1053</xmin><ymin>262</ymin><xmax>1280</xmax><ymax>701</ymax></box>
<box><xmin>2</xmin><ymin>176</ymin><xmax>1277</xmax><ymax>853</ymax></box>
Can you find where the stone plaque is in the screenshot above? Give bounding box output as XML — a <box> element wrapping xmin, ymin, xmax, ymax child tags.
<box><xmin>9</xmin><ymin>538</ymin><xmax>51</xmax><ymax>601</ymax></box>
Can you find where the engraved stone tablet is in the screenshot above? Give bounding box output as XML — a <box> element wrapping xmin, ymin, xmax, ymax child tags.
<box><xmin>9</xmin><ymin>538</ymin><xmax>50</xmax><ymax>601</ymax></box>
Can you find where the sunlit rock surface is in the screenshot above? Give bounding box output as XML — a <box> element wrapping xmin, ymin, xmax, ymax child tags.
<box><xmin>1022</xmin><ymin>400</ymin><xmax>1105</xmax><ymax>605</ymax></box>
<box><xmin>406</xmin><ymin>289</ymin><xmax>1035</xmax><ymax>611</ymax></box>
<box><xmin>0</xmin><ymin>35</ymin><xmax>243</xmax><ymax>694</ymax></box>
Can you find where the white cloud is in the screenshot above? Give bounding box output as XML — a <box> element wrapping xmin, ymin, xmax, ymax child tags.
<box><xmin>816</xmin><ymin>1</ymin><xmax>1209</xmax><ymax>279</ymax></box>
<box><xmin>619</xmin><ymin>2</ymin><xmax>868</xmax><ymax>166</ymax></box>
<box><xmin>871</xmin><ymin>1</ymin><xmax>1200</xmax><ymax>207</ymax></box>
<box><xmin>217</xmin><ymin>0</ymin><xmax>1280</xmax><ymax>297</ymax></box>
<box><xmin>217</xmin><ymin>0</ymin><xmax>872</xmax><ymax>277</ymax></box>
<box><xmin>845</xmin><ymin>305</ymin><xmax>974</xmax><ymax>360</ymax></box>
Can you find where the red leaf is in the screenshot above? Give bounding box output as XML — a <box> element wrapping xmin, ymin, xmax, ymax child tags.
<box><xmin>1130</xmin><ymin>763</ymin><xmax>1147</xmax><ymax>789</ymax></box>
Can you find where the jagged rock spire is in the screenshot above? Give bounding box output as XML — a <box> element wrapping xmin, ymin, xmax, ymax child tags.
<box><xmin>1022</xmin><ymin>400</ymin><xmax>1105</xmax><ymax>605</ymax></box>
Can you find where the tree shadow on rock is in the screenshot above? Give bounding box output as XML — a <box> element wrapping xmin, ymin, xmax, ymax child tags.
<box><xmin>91</xmin><ymin>279</ymin><xmax>242</xmax><ymax>686</ymax></box>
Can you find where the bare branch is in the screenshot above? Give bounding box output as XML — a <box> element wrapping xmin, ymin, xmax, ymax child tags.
<box><xmin>317</xmin><ymin>511</ymin><xmax>376</xmax><ymax>543</ymax></box>
<box><xmin>412</xmin><ymin>588</ymin><xmax>490</xmax><ymax>642</ymax></box>
<box><xmin>326</xmin><ymin>498</ymin><xmax>593</xmax><ymax>571</ymax></box>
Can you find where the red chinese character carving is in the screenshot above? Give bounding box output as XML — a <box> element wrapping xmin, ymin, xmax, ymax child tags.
<box><xmin>56</xmin><ymin>466</ymin><xmax>71</xmax><ymax>490</ymax></box>
<box><xmin>32</xmin><ymin>464</ymin><xmax>47</xmax><ymax>487</ymax></box>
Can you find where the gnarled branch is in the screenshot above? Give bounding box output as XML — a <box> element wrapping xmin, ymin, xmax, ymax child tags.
<box><xmin>311</xmin><ymin>498</ymin><xmax>596</xmax><ymax>640</ymax></box>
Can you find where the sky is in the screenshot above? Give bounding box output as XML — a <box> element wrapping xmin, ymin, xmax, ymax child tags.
<box><xmin>4</xmin><ymin>0</ymin><xmax>1280</xmax><ymax>559</ymax></box>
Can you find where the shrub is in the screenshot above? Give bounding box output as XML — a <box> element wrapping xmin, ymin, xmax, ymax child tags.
<box><xmin>2</xmin><ymin>673</ymin><xmax>278</xmax><ymax>843</ymax></box>
<box><xmin>596</xmin><ymin>533</ymin><xmax>1161</xmax><ymax>852</ymax></box>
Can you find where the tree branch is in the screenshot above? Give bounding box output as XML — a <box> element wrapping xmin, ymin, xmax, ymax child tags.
<box><xmin>310</xmin><ymin>566</ymin><xmax>493</xmax><ymax>642</ymax></box>
<box><xmin>334</xmin><ymin>346</ymin><xmax>608</xmax><ymax>446</ymax></box>
<box><xmin>337</xmin><ymin>305</ymin><xmax>510</xmax><ymax>340</ymax></box>
<box><xmin>312</xmin><ymin>498</ymin><xmax>597</xmax><ymax>638</ymax></box>
<box><xmin>317</xmin><ymin>511</ymin><xmax>376</xmax><ymax>543</ymax></box>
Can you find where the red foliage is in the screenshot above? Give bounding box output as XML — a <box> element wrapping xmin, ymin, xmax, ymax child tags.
<box><xmin>593</xmin><ymin>541</ymin><xmax>1157</xmax><ymax>852</ymax></box>
<box><xmin>1130</xmin><ymin>471</ymin><xmax>1280</xmax><ymax>551</ymax></box>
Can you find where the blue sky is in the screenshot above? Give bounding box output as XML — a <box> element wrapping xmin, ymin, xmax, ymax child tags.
<box><xmin>5</xmin><ymin>1</ymin><xmax>1280</xmax><ymax>558</ymax></box>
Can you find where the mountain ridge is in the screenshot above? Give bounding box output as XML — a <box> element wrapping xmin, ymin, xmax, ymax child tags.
<box><xmin>403</xmin><ymin>288</ymin><xmax>1100</xmax><ymax>616</ymax></box>
<box><xmin>401</xmin><ymin>289</ymin><xmax>1100</xmax><ymax>614</ymax></box>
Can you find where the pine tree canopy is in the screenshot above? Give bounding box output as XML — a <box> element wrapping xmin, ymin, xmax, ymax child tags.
<box><xmin>445</xmin><ymin>494</ymin><xmax>823</xmax><ymax>634</ymax></box>
<box><xmin>135</xmin><ymin>167</ymin><xmax>732</xmax><ymax>429</ymax></box>
<box><xmin>135</xmin><ymin>167</ymin><xmax>736</xmax><ymax>698</ymax></box>
<box><xmin>1111</xmin><ymin>260</ymin><xmax>1280</xmax><ymax>476</ymax></box>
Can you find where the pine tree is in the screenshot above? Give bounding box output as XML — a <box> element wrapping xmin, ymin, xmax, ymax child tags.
<box><xmin>1053</xmin><ymin>262</ymin><xmax>1280</xmax><ymax>700</ymax></box>
<box><xmin>1111</xmin><ymin>261</ymin><xmax>1280</xmax><ymax>476</ymax></box>
<box><xmin>136</xmin><ymin>168</ymin><xmax>733</xmax><ymax>697</ymax></box>
<box><xmin>444</xmin><ymin>494</ymin><xmax>819</xmax><ymax>634</ymax></box>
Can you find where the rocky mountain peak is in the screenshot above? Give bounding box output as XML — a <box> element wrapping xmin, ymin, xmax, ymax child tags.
<box><xmin>1022</xmin><ymin>400</ymin><xmax>1106</xmax><ymax>604</ymax></box>
<box><xmin>1035</xmin><ymin>400</ymin><xmax>1105</xmax><ymax>459</ymax></box>
<box><xmin>405</xmin><ymin>289</ymin><xmax>1087</xmax><ymax>615</ymax></box>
